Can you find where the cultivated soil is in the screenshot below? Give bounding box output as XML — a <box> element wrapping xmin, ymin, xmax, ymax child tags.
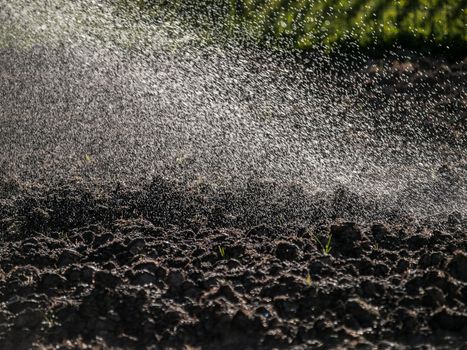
<box><xmin>0</xmin><ymin>177</ymin><xmax>466</xmax><ymax>350</ymax></box>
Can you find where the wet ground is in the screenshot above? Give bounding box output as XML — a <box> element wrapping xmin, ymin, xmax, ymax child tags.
<box><xmin>0</xmin><ymin>178</ymin><xmax>466</xmax><ymax>349</ymax></box>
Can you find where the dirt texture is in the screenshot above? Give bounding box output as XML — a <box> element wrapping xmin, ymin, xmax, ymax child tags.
<box><xmin>0</xmin><ymin>178</ymin><xmax>466</xmax><ymax>349</ymax></box>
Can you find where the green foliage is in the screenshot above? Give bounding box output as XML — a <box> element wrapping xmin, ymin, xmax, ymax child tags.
<box><xmin>232</xmin><ymin>0</ymin><xmax>466</xmax><ymax>53</ymax></box>
<box><xmin>134</xmin><ymin>0</ymin><xmax>466</xmax><ymax>54</ymax></box>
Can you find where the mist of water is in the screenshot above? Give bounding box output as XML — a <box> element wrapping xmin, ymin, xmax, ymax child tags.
<box><xmin>1</xmin><ymin>0</ymin><xmax>465</xmax><ymax>223</ymax></box>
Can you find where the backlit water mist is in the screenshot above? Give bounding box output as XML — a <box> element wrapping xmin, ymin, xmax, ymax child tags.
<box><xmin>1</xmin><ymin>0</ymin><xmax>465</xmax><ymax>222</ymax></box>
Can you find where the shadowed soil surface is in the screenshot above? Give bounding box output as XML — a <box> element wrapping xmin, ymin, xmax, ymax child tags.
<box><xmin>0</xmin><ymin>179</ymin><xmax>466</xmax><ymax>349</ymax></box>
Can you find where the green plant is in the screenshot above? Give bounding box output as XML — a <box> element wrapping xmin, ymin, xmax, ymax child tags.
<box><xmin>218</xmin><ymin>246</ymin><xmax>226</xmax><ymax>258</ymax></box>
<box><xmin>135</xmin><ymin>0</ymin><xmax>466</xmax><ymax>55</ymax></box>
<box><xmin>305</xmin><ymin>272</ymin><xmax>312</xmax><ymax>287</ymax></box>
<box><xmin>311</xmin><ymin>232</ymin><xmax>332</xmax><ymax>255</ymax></box>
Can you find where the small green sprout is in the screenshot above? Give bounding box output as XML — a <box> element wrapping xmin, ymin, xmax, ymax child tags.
<box><xmin>305</xmin><ymin>272</ymin><xmax>312</xmax><ymax>287</ymax></box>
<box><xmin>311</xmin><ymin>232</ymin><xmax>332</xmax><ymax>255</ymax></box>
<box><xmin>218</xmin><ymin>246</ymin><xmax>226</xmax><ymax>258</ymax></box>
<box><xmin>324</xmin><ymin>234</ymin><xmax>332</xmax><ymax>255</ymax></box>
<box><xmin>84</xmin><ymin>154</ymin><xmax>92</xmax><ymax>162</ymax></box>
<box><xmin>373</xmin><ymin>243</ymin><xmax>379</xmax><ymax>251</ymax></box>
